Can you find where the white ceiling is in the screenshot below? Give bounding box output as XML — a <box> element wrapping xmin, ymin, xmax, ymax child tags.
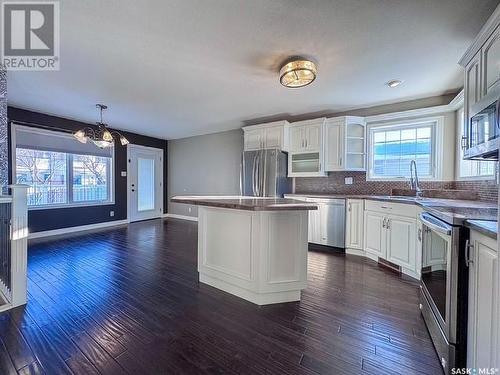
<box><xmin>7</xmin><ymin>0</ymin><xmax>499</xmax><ymax>139</ymax></box>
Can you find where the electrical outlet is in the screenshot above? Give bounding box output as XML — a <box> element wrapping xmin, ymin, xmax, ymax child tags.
<box><xmin>345</xmin><ymin>177</ymin><xmax>353</xmax><ymax>185</ymax></box>
<box><xmin>188</xmin><ymin>207</ymin><xmax>192</xmax><ymax>213</ymax></box>
<box><xmin>121</xmin><ymin>171</ymin><xmax>127</xmax><ymax>177</ymax></box>
<box><xmin>110</xmin><ymin>211</ymin><xmax>114</xmax><ymax>217</ymax></box>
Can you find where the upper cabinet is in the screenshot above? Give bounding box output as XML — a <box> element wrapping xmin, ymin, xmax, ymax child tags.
<box><xmin>324</xmin><ymin>116</ymin><xmax>366</xmax><ymax>171</ymax></box>
<box><xmin>482</xmin><ymin>26</ymin><xmax>500</xmax><ymax>97</ymax></box>
<box><xmin>460</xmin><ymin>7</ymin><xmax>500</xmax><ymax>158</ymax></box>
<box><xmin>286</xmin><ymin>118</ymin><xmax>327</xmax><ymax>177</ymax></box>
<box><xmin>286</xmin><ymin>118</ymin><xmax>325</xmax><ymax>153</ymax></box>
<box><xmin>243</xmin><ymin>121</ymin><xmax>289</xmax><ymax>151</ymax></box>
<box><xmin>464</xmin><ymin>52</ymin><xmax>482</xmax><ymax>146</ymax></box>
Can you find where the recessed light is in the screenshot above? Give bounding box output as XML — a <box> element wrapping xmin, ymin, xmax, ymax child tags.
<box><xmin>386</xmin><ymin>79</ymin><xmax>403</xmax><ymax>88</ymax></box>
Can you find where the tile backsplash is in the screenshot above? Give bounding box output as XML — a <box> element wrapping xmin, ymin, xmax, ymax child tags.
<box><xmin>294</xmin><ymin>172</ymin><xmax>498</xmax><ymax>202</ymax></box>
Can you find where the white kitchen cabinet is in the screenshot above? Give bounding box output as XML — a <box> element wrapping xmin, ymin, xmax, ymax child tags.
<box><xmin>364</xmin><ymin>211</ymin><xmax>386</xmax><ymax>259</ymax></box>
<box><xmin>482</xmin><ymin>25</ymin><xmax>500</xmax><ymax>97</ymax></box>
<box><xmin>467</xmin><ymin>229</ymin><xmax>498</xmax><ymax>370</ymax></box>
<box><xmin>345</xmin><ymin>199</ymin><xmax>363</xmax><ymax>252</ymax></box>
<box><xmin>286</xmin><ymin>118</ymin><xmax>325</xmax><ymax>153</ymax></box>
<box><xmin>244</xmin><ymin>129</ymin><xmax>264</xmax><ymax>151</ymax></box>
<box><xmin>324</xmin><ymin>116</ymin><xmax>366</xmax><ymax>171</ymax></box>
<box><xmin>308</xmin><ymin>205</ymin><xmax>321</xmax><ymax>243</ymax></box>
<box><xmin>463</xmin><ymin>51</ymin><xmax>482</xmax><ymax>149</ymax></box>
<box><xmin>324</xmin><ymin>119</ymin><xmax>344</xmax><ymax>171</ymax></box>
<box><xmin>363</xmin><ymin>201</ymin><xmax>418</xmax><ymax>278</ymax></box>
<box><xmin>386</xmin><ymin>215</ymin><xmax>417</xmax><ymax>271</ymax></box>
<box><xmin>243</xmin><ymin>121</ymin><xmax>288</xmax><ymax>151</ymax></box>
<box><xmin>264</xmin><ymin>125</ymin><xmax>283</xmax><ymax>149</ymax></box>
<box><xmin>304</xmin><ymin>123</ymin><xmax>322</xmax><ymax>151</ymax></box>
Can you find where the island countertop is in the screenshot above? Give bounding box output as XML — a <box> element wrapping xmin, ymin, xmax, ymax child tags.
<box><xmin>171</xmin><ymin>196</ymin><xmax>318</xmax><ymax>211</ymax></box>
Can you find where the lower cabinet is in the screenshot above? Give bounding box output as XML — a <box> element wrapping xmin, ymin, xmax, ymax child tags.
<box><xmin>363</xmin><ymin>201</ymin><xmax>418</xmax><ymax>278</ymax></box>
<box><xmin>467</xmin><ymin>229</ymin><xmax>499</xmax><ymax>369</ymax></box>
<box><xmin>386</xmin><ymin>215</ymin><xmax>417</xmax><ymax>270</ymax></box>
<box><xmin>364</xmin><ymin>211</ymin><xmax>386</xmax><ymax>258</ymax></box>
<box><xmin>345</xmin><ymin>199</ymin><xmax>364</xmax><ymax>251</ymax></box>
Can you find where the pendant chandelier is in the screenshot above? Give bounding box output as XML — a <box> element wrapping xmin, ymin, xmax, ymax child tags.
<box><xmin>73</xmin><ymin>104</ymin><xmax>129</xmax><ymax>148</ymax></box>
<box><xmin>279</xmin><ymin>58</ymin><xmax>317</xmax><ymax>88</ymax></box>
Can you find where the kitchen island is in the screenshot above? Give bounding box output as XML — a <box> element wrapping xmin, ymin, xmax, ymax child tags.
<box><xmin>170</xmin><ymin>196</ymin><xmax>317</xmax><ymax>305</ymax></box>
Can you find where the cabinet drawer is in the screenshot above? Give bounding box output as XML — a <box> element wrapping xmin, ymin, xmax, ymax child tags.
<box><xmin>364</xmin><ymin>200</ymin><xmax>417</xmax><ymax>218</ymax></box>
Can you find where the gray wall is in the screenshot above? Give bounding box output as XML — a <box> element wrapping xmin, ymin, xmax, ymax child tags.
<box><xmin>0</xmin><ymin>68</ymin><xmax>7</xmax><ymax>190</ymax></box>
<box><xmin>168</xmin><ymin>128</ymin><xmax>243</xmax><ymax>217</ymax></box>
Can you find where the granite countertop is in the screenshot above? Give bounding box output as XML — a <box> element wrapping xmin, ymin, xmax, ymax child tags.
<box><xmin>286</xmin><ymin>193</ymin><xmax>498</xmax><ymax>224</ymax></box>
<box><xmin>170</xmin><ymin>196</ymin><xmax>318</xmax><ymax>211</ymax></box>
<box><xmin>465</xmin><ymin>220</ymin><xmax>498</xmax><ymax>240</ymax></box>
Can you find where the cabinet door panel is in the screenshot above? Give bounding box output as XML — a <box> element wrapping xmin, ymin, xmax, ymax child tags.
<box><xmin>386</xmin><ymin>215</ymin><xmax>416</xmax><ymax>269</ymax></box>
<box><xmin>346</xmin><ymin>200</ymin><xmax>363</xmax><ymax>249</ymax></box>
<box><xmin>324</xmin><ymin>121</ymin><xmax>344</xmax><ymax>171</ymax></box>
<box><xmin>364</xmin><ymin>211</ymin><xmax>385</xmax><ymax>258</ymax></box>
<box><xmin>305</xmin><ymin>124</ymin><xmax>322</xmax><ymax>151</ymax></box>
<box><xmin>264</xmin><ymin>126</ymin><xmax>283</xmax><ymax>149</ymax></box>
<box><xmin>308</xmin><ymin>208</ymin><xmax>321</xmax><ymax>244</ymax></box>
<box><xmin>244</xmin><ymin>129</ymin><xmax>263</xmax><ymax>150</ymax></box>
<box><xmin>482</xmin><ymin>27</ymin><xmax>500</xmax><ymax>96</ymax></box>
<box><xmin>468</xmin><ymin>235</ymin><xmax>498</xmax><ymax>369</ymax></box>
<box><xmin>464</xmin><ymin>52</ymin><xmax>481</xmax><ymax>150</ymax></box>
<box><xmin>289</xmin><ymin>127</ymin><xmax>304</xmax><ymax>152</ymax></box>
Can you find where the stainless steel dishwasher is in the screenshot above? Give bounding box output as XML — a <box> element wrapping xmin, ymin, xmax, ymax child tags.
<box><xmin>305</xmin><ymin>197</ymin><xmax>346</xmax><ymax>248</ymax></box>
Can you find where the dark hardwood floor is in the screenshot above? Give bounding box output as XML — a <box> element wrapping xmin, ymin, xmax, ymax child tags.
<box><xmin>0</xmin><ymin>218</ymin><xmax>443</xmax><ymax>374</ymax></box>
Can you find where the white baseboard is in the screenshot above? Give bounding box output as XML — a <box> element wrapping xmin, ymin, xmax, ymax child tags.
<box><xmin>346</xmin><ymin>248</ymin><xmax>365</xmax><ymax>257</ymax></box>
<box><xmin>164</xmin><ymin>213</ymin><xmax>198</xmax><ymax>222</ymax></box>
<box><xmin>28</xmin><ymin>219</ymin><xmax>129</xmax><ymax>239</ymax></box>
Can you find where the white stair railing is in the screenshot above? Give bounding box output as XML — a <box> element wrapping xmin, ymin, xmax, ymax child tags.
<box><xmin>0</xmin><ymin>185</ymin><xmax>28</xmax><ymax>310</ymax></box>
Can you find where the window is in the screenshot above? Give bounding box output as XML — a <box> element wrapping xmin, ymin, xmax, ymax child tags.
<box><xmin>368</xmin><ymin>118</ymin><xmax>439</xmax><ymax>180</ymax></box>
<box><xmin>13</xmin><ymin>125</ymin><xmax>114</xmax><ymax>208</ymax></box>
<box><xmin>456</xmin><ymin>108</ymin><xmax>495</xmax><ymax>179</ymax></box>
<box><xmin>16</xmin><ymin>148</ymin><xmax>68</xmax><ymax>206</ymax></box>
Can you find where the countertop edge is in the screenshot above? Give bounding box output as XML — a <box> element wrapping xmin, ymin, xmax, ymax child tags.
<box><xmin>170</xmin><ymin>197</ymin><xmax>318</xmax><ymax>211</ymax></box>
<box><xmin>465</xmin><ymin>220</ymin><xmax>498</xmax><ymax>240</ymax></box>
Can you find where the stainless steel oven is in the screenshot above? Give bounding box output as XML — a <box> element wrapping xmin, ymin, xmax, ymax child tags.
<box><xmin>420</xmin><ymin>212</ymin><xmax>468</xmax><ymax>373</ymax></box>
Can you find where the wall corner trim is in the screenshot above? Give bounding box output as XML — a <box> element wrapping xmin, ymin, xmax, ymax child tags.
<box><xmin>28</xmin><ymin>219</ymin><xmax>129</xmax><ymax>239</ymax></box>
<box><xmin>164</xmin><ymin>213</ymin><xmax>198</xmax><ymax>222</ymax></box>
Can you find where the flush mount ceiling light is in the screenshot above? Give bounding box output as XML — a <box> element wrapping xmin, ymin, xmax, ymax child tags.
<box><xmin>386</xmin><ymin>79</ymin><xmax>403</xmax><ymax>88</ymax></box>
<box><xmin>279</xmin><ymin>58</ymin><xmax>317</xmax><ymax>88</ymax></box>
<box><xmin>74</xmin><ymin>104</ymin><xmax>129</xmax><ymax>148</ymax></box>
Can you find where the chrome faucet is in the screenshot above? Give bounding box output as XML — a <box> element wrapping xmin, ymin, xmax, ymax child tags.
<box><xmin>409</xmin><ymin>160</ymin><xmax>422</xmax><ymax>197</ymax></box>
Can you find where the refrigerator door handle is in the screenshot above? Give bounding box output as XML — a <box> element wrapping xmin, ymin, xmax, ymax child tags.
<box><xmin>262</xmin><ymin>151</ymin><xmax>267</xmax><ymax>197</ymax></box>
<box><xmin>239</xmin><ymin>152</ymin><xmax>244</xmax><ymax>196</ymax></box>
<box><xmin>252</xmin><ymin>153</ymin><xmax>258</xmax><ymax>196</ymax></box>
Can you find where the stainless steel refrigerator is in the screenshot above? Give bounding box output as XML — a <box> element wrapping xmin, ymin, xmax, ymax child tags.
<box><xmin>240</xmin><ymin>149</ymin><xmax>292</xmax><ymax>197</ymax></box>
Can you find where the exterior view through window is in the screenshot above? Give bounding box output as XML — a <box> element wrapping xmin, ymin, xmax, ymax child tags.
<box><xmin>16</xmin><ymin>148</ymin><xmax>112</xmax><ymax>207</ymax></box>
<box><xmin>369</xmin><ymin>121</ymin><xmax>435</xmax><ymax>180</ymax></box>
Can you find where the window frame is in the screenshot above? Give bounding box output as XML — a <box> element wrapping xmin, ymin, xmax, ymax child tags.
<box><xmin>11</xmin><ymin>123</ymin><xmax>115</xmax><ymax>210</ymax></box>
<box><xmin>455</xmin><ymin>107</ymin><xmax>496</xmax><ymax>181</ymax></box>
<box><xmin>366</xmin><ymin>116</ymin><xmax>444</xmax><ymax>181</ymax></box>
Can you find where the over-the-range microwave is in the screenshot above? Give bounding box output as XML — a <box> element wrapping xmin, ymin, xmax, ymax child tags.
<box><xmin>463</xmin><ymin>87</ymin><xmax>500</xmax><ymax>160</ymax></box>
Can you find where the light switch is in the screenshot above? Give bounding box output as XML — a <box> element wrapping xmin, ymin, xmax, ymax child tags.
<box><xmin>345</xmin><ymin>177</ymin><xmax>353</xmax><ymax>185</ymax></box>
<box><xmin>121</xmin><ymin>171</ymin><xmax>127</xmax><ymax>177</ymax></box>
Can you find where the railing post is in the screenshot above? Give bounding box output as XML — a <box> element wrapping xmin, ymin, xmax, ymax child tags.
<box><xmin>9</xmin><ymin>184</ymin><xmax>28</xmax><ymax>308</ymax></box>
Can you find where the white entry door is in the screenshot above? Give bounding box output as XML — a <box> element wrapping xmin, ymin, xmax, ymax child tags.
<box><xmin>128</xmin><ymin>145</ymin><xmax>164</xmax><ymax>222</ymax></box>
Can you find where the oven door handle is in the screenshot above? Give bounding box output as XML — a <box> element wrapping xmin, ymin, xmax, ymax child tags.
<box><xmin>420</xmin><ymin>213</ymin><xmax>452</xmax><ymax>236</ymax></box>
